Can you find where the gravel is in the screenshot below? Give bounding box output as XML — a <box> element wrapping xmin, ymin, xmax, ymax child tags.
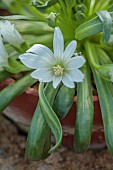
<box><xmin>0</xmin><ymin>115</ymin><xmax>113</xmax><ymax>170</ymax></box>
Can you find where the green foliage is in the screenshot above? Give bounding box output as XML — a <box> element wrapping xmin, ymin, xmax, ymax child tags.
<box><xmin>0</xmin><ymin>72</ymin><xmax>36</xmax><ymax>113</ymax></box>
<box><xmin>25</xmin><ymin>82</ymin><xmax>57</xmax><ymax>160</ymax></box>
<box><xmin>74</xmin><ymin>63</ymin><xmax>94</xmax><ymax>153</ymax></box>
<box><xmin>93</xmin><ymin>69</ymin><xmax>113</xmax><ymax>156</ymax></box>
<box><xmin>1</xmin><ymin>0</ymin><xmax>113</xmax><ymax>161</ymax></box>
<box><xmin>39</xmin><ymin>82</ymin><xmax>62</xmax><ymax>153</ymax></box>
<box><xmin>97</xmin><ymin>10</ymin><xmax>112</xmax><ymax>45</ymax></box>
<box><xmin>31</xmin><ymin>0</ymin><xmax>58</xmax><ymax>10</ymax></box>
<box><xmin>53</xmin><ymin>85</ymin><xmax>75</xmax><ymax>120</ymax></box>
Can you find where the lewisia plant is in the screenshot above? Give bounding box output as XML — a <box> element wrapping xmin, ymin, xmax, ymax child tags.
<box><xmin>0</xmin><ymin>0</ymin><xmax>113</xmax><ymax>161</ymax></box>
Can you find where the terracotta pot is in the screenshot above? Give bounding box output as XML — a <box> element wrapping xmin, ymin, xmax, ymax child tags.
<box><xmin>0</xmin><ymin>78</ymin><xmax>106</xmax><ymax>149</ymax></box>
<box><xmin>0</xmin><ymin>9</ymin><xmax>10</xmax><ymax>16</ymax></box>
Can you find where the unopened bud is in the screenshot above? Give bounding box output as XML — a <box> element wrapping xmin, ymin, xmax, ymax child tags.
<box><xmin>0</xmin><ymin>20</ymin><xmax>24</xmax><ymax>49</ymax></box>
<box><xmin>75</xmin><ymin>11</ymin><xmax>86</xmax><ymax>21</ymax></box>
<box><xmin>75</xmin><ymin>4</ymin><xmax>87</xmax><ymax>13</ymax></box>
<box><xmin>47</xmin><ymin>12</ymin><xmax>59</xmax><ymax>28</ymax></box>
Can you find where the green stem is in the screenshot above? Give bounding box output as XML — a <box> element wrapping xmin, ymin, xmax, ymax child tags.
<box><xmin>93</xmin><ymin>0</ymin><xmax>110</xmax><ymax>12</ymax></box>
<box><xmin>96</xmin><ymin>47</ymin><xmax>112</xmax><ymax>64</ymax></box>
<box><xmin>58</xmin><ymin>0</ymin><xmax>68</xmax><ymax>16</ymax></box>
<box><xmin>88</xmin><ymin>0</ymin><xmax>96</xmax><ymax>15</ymax></box>
<box><xmin>84</xmin><ymin>41</ymin><xmax>100</xmax><ymax>69</ymax></box>
<box><xmin>26</xmin><ymin>5</ymin><xmax>47</xmax><ymax>22</ymax></box>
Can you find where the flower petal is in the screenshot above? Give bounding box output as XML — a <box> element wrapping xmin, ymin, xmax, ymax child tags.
<box><xmin>27</xmin><ymin>44</ymin><xmax>54</xmax><ymax>64</ymax></box>
<box><xmin>53</xmin><ymin>27</ymin><xmax>64</xmax><ymax>59</ymax></box>
<box><xmin>19</xmin><ymin>53</ymin><xmax>41</xmax><ymax>69</ymax></box>
<box><xmin>62</xmin><ymin>73</ymin><xmax>75</xmax><ymax>88</ymax></box>
<box><xmin>66</xmin><ymin>56</ymin><xmax>85</xmax><ymax>69</ymax></box>
<box><xmin>53</xmin><ymin>75</ymin><xmax>62</xmax><ymax>88</ymax></box>
<box><xmin>63</xmin><ymin>40</ymin><xmax>77</xmax><ymax>61</ymax></box>
<box><xmin>31</xmin><ymin>68</ymin><xmax>51</xmax><ymax>80</ymax></box>
<box><xmin>41</xmin><ymin>71</ymin><xmax>53</xmax><ymax>82</ymax></box>
<box><xmin>67</xmin><ymin>69</ymin><xmax>84</xmax><ymax>82</ymax></box>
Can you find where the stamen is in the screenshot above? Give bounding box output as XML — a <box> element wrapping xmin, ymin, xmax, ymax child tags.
<box><xmin>52</xmin><ymin>65</ymin><xmax>64</xmax><ymax>76</ymax></box>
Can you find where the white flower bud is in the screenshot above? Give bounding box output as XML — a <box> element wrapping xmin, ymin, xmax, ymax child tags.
<box><xmin>0</xmin><ymin>20</ymin><xmax>23</xmax><ymax>49</ymax></box>
<box><xmin>0</xmin><ymin>32</ymin><xmax>8</xmax><ymax>70</ymax></box>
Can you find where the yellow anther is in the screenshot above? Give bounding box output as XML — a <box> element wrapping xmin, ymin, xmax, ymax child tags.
<box><xmin>52</xmin><ymin>65</ymin><xmax>64</xmax><ymax>76</ymax></box>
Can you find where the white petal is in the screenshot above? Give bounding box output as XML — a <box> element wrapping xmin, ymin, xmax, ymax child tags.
<box><xmin>53</xmin><ymin>27</ymin><xmax>64</xmax><ymax>59</ymax></box>
<box><xmin>19</xmin><ymin>53</ymin><xmax>41</xmax><ymax>69</ymax></box>
<box><xmin>27</xmin><ymin>44</ymin><xmax>54</xmax><ymax>64</ymax></box>
<box><xmin>67</xmin><ymin>69</ymin><xmax>84</xmax><ymax>82</ymax></box>
<box><xmin>53</xmin><ymin>75</ymin><xmax>62</xmax><ymax>88</ymax></box>
<box><xmin>63</xmin><ymin>40</ymin><xmax>77</xmax><ymax>61</ymax></box>
<box><xmin>62</xmin><ymin>73</ymin><xmax>75</xmax><ymax>88</ymax></box>
<box><xmin>66</xmin><ymin>56</ymin><xmax>85</xmax><ymax>69</ymax></box>
<box><xmin>41</xmin><ymin>71</ymin><xmax>53</xmax><ymax>82</ymax></box>
<box><xmin>31</xmin><ymin>68</ymin><xmax>51</xmax><ymax>80</ymax></box>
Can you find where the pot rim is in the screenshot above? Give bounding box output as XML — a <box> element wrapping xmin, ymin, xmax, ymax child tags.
<box><xmin>0</xmin><ymin>78</ymin><xmax>99</xmax><ymax>101</ymax></box>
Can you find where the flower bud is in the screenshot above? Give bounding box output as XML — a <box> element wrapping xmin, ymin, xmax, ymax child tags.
<box><xmin>0</xmin><ymin>20</ymin><xmax>24</xmax><ymax>49</ymax></box>
<box><xmin>47</xmin><ymin>12</ymin><xmax>59</xmax><ymax>28</ymax></box>
<box><xmin>75</xmin><ymin>4</ymin><xmax>87</xmax><ymax>13</ymax></box>
<box><xmin>0</xmin><ymin>32</ymin><xmax>8</xmax><ymax>70</ymax></box>
<box><xmin>75</xmin><ymin>11</ymin><xmax>86</xmax><ymax>21</ymax></box>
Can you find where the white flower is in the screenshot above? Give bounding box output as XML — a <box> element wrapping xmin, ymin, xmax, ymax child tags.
<box><xmin>0</xmin><ymin>20</ymin><xmax>23</xmax><ymax>48</ymax></box>
<box><xmin>19</xmin><ymin>27</ymin><xmax>85</xmax><ymax>88</ymax></box>
<box><xmin>0</xmin><ymin>32</ymin><xmax>8</xmax><ymax>70</ymax></box>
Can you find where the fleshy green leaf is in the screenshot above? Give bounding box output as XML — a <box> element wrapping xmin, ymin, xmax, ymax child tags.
<box><xmin>0</xmin><ymin>15</ymin><xmax>39</xmax><ymax>21</ymax></box>
<box><xmin>75</xmin><ymin>11</ymin><xmax>113</xmax><ymax>40</ymax></box>
<box><xmin>25</xmin><ymin>82</ymin><xmax>59</xmax><ymax>160</ymax></box>
<box><xmin>92</xmin><ymin>69</ymin><xmax>113</xmax><ymax>156</ymax></box>
<box><xmin>97</xmin><ymin>10</ymin><xmax>112</xmax><ymax>44</ymax></box>
<box><xmin>0</xmin><ymin>72</ymin><xmax>36</xmax><ymax>113</ymax></box>
<box><xmin>25</xmin><ymin>105</ymin><xmax>51</xmax><ymax>161</ymax></box>
<box><xmin>75</xmin><ymin>16</ymin><xmax>102</xmax><ymax>40</ymax></box>
<box><xmin>39</xmin><ymin>82</ymin><xmax>62</xmax><ymax>153</ymax></box>
<box><xmin>74</xmin><ymin>63</ymin><xmax>94</xmax><ymax>153</ymax></box>
<box><xmin>53</xmin><ymin>85</ymin><xmax>75</xmax><ymax>119</ymax></box>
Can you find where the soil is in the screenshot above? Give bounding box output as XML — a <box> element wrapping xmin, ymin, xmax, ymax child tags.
<box><xmin>0</xmin><ymin>115</ymin><xmax>113</xmax><ymax>170</ymax></box>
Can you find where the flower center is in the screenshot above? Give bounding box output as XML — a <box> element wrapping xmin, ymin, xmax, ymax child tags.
<box><xmin>52</xmin><ymin>65</ymin><xmax>64</xmax><ymax>76</ymax></box>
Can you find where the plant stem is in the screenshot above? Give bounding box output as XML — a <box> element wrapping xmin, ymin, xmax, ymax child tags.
<box><xmin>84</xmin><ymin>41</ymin><xmax>100</xmax><ymax>69</ymax></box>
<box><xmin>88</xmin><ymin>0</ymin><xmax>96</xmax><ymax>15</ymax></box>
<box><xmin>93</xmin><ymin>0</ymin><xmax>111</xmax><ymax>13</ymax></box>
